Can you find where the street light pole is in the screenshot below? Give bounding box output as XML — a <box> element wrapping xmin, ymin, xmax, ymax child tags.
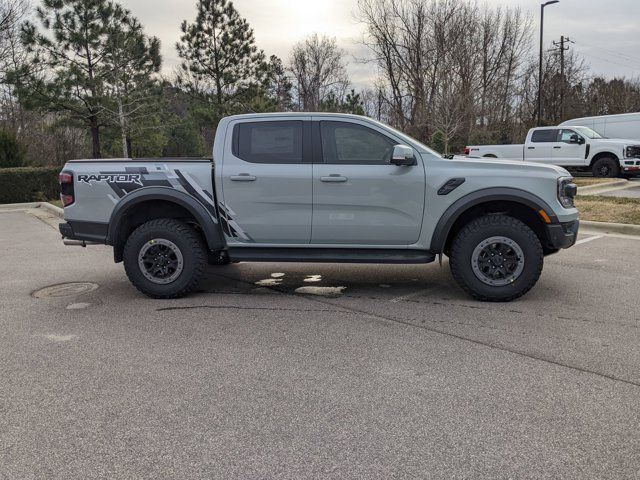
<box><xmin>538</xmin><ymin>0</ymin><xmax>559</xmax><ymax>126</ymax></box>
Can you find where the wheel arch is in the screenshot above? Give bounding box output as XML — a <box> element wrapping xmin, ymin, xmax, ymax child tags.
<box><xmin>589</xmin><ymin>151</ymin><xmax>619</xmax><ymax>167</ymax></box>
<box><xmin>429</xmin><ymin>188</ymin><xmax>558</xmax><ymax>255</ymax></box>
<box><xmin>107</xmin><ymin>187</ymin><xmax>225</xmax><ymax>262</ymax></box>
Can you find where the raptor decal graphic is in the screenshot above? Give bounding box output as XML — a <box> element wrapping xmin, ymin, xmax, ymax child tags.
<box><xmin>78</xmin><ymin>173</ymin><xmax>143</xmax><ymax>186</ymax></box>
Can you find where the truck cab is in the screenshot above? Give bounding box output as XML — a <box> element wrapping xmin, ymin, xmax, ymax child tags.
<box><xmin>216</xmin><ymin>114</ymin><xmax>426</xmax><ymax>246</ymax></box>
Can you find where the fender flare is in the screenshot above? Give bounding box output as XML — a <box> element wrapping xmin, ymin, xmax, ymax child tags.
<box><xmin>107</xmin><ymin>187</ymin><xmax>225</xmax><ymax>251</ymax></box>
<box><xmin>589</xmin><ymin>150</ymin><xmax>619</xmax><ymax>167</ymax></box>
<box><xmin>429</xmin><ymin>187</ymin><xmax>558</xmax><ymax>253</ymax></box>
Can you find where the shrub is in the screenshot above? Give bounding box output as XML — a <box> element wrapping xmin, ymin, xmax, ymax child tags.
<box><xmin>0</xmin><ymin>167</ymin><xmax>60</xmax><ymax>204</ymax></box>
<box><xmin>0</xmin><ymin>130</ymin><xmax>26</xmax><ymax>168</ymax></box>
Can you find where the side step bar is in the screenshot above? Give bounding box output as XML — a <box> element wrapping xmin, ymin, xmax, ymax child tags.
<box><xmin>228</xmin><ymin>247</ymin><xmax>436</xmax><ymax>264</ymax></box>
<box><xmin>63</xmin><ymin>239</ymin><xmax>101</xmax><ymax>247</ymax></box>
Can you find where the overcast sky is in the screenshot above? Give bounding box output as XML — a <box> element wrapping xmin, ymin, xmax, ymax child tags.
<box><xmin>120</xmin><ymin>0</ymin><xmax>640</xmax><ymax>88</ymax></box>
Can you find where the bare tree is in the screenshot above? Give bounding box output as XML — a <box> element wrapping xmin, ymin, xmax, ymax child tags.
<box><xmin>0</xmin><ymin>0</ymin><xmax>28</xmax><ymax>71</ymax></box>
<box><xmin>0</xmin><ymin>0</ymin><xmax>29</xmax><ymax>132</ymax></box>
<box><xmin>289</xmin><ymin>33</ymin><xmax>350</xmax><ymax>111</ymax></box>
<box><xmin>357</xmin><ymin>0</ymin><xmax>532</xmax><ymax>150</ymax></box>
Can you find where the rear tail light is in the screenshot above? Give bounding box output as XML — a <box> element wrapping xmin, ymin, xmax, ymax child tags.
<box><xmin>464</xmin><ymin>147</ymin><xmax>470</xmax><ymax>155</ymax></box>
<box><xmin>59</xmin><ymin>170</ymin><xmax>74</xmax><ymax>207</ymax></box>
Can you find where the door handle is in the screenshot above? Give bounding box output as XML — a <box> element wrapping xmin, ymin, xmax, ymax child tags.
<box><xmin>320</xmin><ymin>175</ymin><xmax>347</xmax><ymax>183</ymax></box>
<box><xmin>230</xmin><ymin>173</ymin><xmax>256</xmax><ymax>181</ymax></box>
<box><xmin>527</xmin><ymin>147</ymin><xmax>535</xmax><ymax>150</ymax></box>
<box><xmin>553</xmin><ymin>146</ymin><xmax>562</xmax><ymax>149</ymax></box>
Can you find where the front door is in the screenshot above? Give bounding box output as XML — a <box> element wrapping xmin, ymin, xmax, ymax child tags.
<box><xmin>552</xmin><ymin>129</ymin><xmax>587</xmax><ymax>166</ymax></box>
<box><xmin>311</xmin><ymin>120</ymin><xmax>425</xmax><ymax>245</ymax></box>
<box><xmin>221</xmin><ymin>119</ymin><xmax>312</xmax><ymax>244</ymax></box>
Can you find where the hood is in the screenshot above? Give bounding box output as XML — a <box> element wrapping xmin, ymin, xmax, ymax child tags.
<box><xmin>449</xmin><ymin>154</ymin><xmax>570</xmax><ymax>177</ymax></box>
<box><xmin>595</xmin><ymin>138</ymin><xmax>640</xmax><ymax>146</ymax></box>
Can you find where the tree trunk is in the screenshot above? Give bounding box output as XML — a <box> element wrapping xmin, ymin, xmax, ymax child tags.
<box><xmin>117</xmin><ymin>98</ymin><xmax>128</xmax><ymax>158</ymax></box>
<box><xmin>89</xmin><ymin>115</ymin><xmax>101</xmax><ymax>158</ymax></box>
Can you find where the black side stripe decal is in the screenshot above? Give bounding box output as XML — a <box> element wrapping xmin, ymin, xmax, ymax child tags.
<box><xmin>173</xmin><ymin>170</ymin><xmax>218</xmax><ymax>221</ymax></box>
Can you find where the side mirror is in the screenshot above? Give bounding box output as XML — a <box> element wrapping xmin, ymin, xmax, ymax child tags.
<box><xmin>390</xmin><ymin>145</ymin><xmax>416</xmax><ymax>166</ymax></box>
<box><xmin>569</xmin><ymin>134</ymin><xmax>585</xmax><ymax>145</ymax></box>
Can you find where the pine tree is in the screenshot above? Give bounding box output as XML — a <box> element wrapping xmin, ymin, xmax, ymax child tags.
<box><xmin>17</xmin><ymin>0</ymin><xmax>160</xmax><ymax>158</ymax></box>
<box><xmin>262</xmin><ymin>55</ymin><xmax>293</xmax><ymax>111</ymax></box>
<box><xmin>102</xmin><ymin>14</ymin><xmax>162</xmax><ymax>157</ymax></box>
<box><xmin>0</xmin><ymin>129</ymin><xmax>25</xmax><ymax>168</ymax></box>
<box><xmin>342</xmin><ymin>89</ymin><xmax>365</xmax><ymax>115</ymax></box>
<box><xmin>176</xmin><ymin>0</ymin><xmax>265</xmax><ymax>113</ymax></box>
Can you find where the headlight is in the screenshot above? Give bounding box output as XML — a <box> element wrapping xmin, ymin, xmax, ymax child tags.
<box><xmin>557</xmin><ymin>176</ymin><xmax>576</xmax><ymax>208</ymax></box>
<box><xmin>625</xmin><ymin>145</ymin><xmax>640</xmax><ymax>158</ymax></box>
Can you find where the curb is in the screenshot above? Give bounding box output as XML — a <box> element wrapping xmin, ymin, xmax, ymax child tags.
<box><xmin>0</xmin><ymin>202</ymin><xmax>41</xmax><ymax>210</ymax></box>
<box><xmin>581</xmin><ymin>220</ymin><xmax>640</xmax><ymax>236</ymax></box>
<box><xmin>578</xmin><ymin>180</ymin><xmax>628</xmax><ymax>194</ymax></box>
<box><xmin>0</xmin><ymin>201</ymin><xmax>64</xmax><ymax>218</ymax></box>
<box><xmin>39</xmin><ymin>202</ymin><xmax>64</xmax><ymax>218</ymax></box>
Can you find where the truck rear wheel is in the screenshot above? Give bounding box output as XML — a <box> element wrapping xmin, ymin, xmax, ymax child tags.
<box><xmin>592</xmin><ymin>157</ymin><xmax>619</xmax><ymax>177</ymax></box>
<box><xmin>449</xmin><ymin>215</ymin><xmax>543</xmax><ymax>302</ymax></box>
<box><xmin>123</xmin><ymin>218</ymin><xmax>207</xmax><ymax>298</ymax></box>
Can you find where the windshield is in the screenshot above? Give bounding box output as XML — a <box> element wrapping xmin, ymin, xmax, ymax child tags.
<box><xmin>574</xmin><ymin>126</ymin><xmax>604</xmax><ymax>139</ymax></box>
<box><xmin>375</xmin><ymin>122</ymin><xmax>443</xmax><ymax>157</ymax></box>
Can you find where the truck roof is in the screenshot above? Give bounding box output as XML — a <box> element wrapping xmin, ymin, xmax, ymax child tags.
<box><xmin>531</xmin><ymin>125</ymin><xmax>585</xmax><ymax>130</ymax></box>
<box><xmin>222</xmin><ymin>112</ymin><xmax>370</xmax><ymax>121</ymax></box>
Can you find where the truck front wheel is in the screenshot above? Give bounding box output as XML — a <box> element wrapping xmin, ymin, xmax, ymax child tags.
<box><xmin>449</xmin><ymin>215</ymin><xmax>543</xmax><ymax>302</ymax></box>
<box><xmin>123</xmin><ymin>218</ymin><xmax>207</xmax><ymax>298</ymax></box>
<box><xmin>592</xmin><ymin>157</ymin><xmax>620</xmax><ymax>177</ymax></box>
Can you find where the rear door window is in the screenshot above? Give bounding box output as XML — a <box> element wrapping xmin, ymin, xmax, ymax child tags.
<box><xmin>531</xmin><ymin>129</ymin><xmax>559</xmax><ymax>143</ymax></box>
<box><xmin>233</xmin><ymin>121</ymin><xmax>303</xmax><ymax>163</ymax></box>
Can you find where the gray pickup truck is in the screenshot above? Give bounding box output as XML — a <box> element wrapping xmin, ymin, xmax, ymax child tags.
<box><xmin>59</xmin><ymin>113</ymin><xmax>579</xmax><ymax>301</ymax></box>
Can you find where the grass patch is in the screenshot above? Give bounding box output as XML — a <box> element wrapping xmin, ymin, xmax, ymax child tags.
<box><xmin>573</xmin><ymin>178</ymin><xmax>626</xmax><ymax>187</ymax></box>
<box><xmin>575</xmin><ymin>195</ymin><xmax>640</xmax><ymax>224</ymax></box>
<box><xmin>48</xmin><ymin>199</ymin><xmax>62</xmax><ymax>208</ymax></box>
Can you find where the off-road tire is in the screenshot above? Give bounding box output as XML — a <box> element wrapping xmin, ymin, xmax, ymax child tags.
<box><xmin>591</xmin><ymin>157</ymin><xmax>620</xmax><ymax>178</ymax></box>
<box><xmin>449</xmin><ymin>215</ymin><xmax>543</xmax><ymax>302</ymax></box>
<box><xmin>123</xmin><ymin>218</ymin><xmax>207</xmax><ymax>298</ymax></box>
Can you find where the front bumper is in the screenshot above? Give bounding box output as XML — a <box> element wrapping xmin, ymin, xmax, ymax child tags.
<box><xmin>622</xmin><ymin>159</ymin><xmax>640</xmax><ymax>173</ymax></box>
<box><xmin>545</xmin><ymin>219</ymin><xmax>579</xmax><ymax>249</ymax></box>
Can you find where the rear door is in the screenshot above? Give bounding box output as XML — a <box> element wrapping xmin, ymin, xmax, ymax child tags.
<box><xmin>220</xmin><ymin>118</ymin><xmax>312</xmax><ymax>244</ymax></box>
<box><xmin>526</xmin><ymin>129</ymin><xmax>558</xmax><ymax>163</ymax></box>
<box><xmin>310</xmin><ymin>119</ymin><xmax>425</xmax><ymax>245</ymax></box>
<box><xmin>552</xmin><ymin>129</ymin><xmax>587</xmax><ymax>166</ymax></box>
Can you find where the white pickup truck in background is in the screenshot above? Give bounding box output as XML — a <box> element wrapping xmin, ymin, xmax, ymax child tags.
<box><xmin>465</xmin><ymin>126</ymin><xmax>640</xmax><ymax>177</ymax></box>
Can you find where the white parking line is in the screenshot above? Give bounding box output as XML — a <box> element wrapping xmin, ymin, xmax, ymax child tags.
<box><xmin>575</xmin><ymin>234</ymin><xmax>606</xmax><ymax>245</ymax></box>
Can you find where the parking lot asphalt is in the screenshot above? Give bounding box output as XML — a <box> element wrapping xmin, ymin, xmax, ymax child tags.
<box><xmin>2</xmin><ymin>208</ymin><xmax>640</xmax><ymax>479</ymax></box>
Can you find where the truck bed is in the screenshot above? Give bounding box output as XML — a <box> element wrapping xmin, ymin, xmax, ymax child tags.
<box><xmin>466</xmin><ymin>144</ymin><xmax>524</xmax><ymax>160</ymax></box>
<box><xmin>66</xmin><ymin>157</ymin><xmax>212</xmax><ymax>163</ymax></box>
